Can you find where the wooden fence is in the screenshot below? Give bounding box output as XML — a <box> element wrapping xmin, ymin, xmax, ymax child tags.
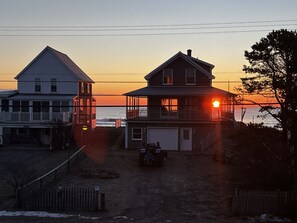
<box><xmin>20</xmin><ymin>145</ymin><xmax>86</xmax><ymax>191</ymax></box>
<box><xmin>15</xmin><ymin>145</ymin><xmax>106</xmax><ymax>211</ymax></box>
<box><xmin>18</xmin><ymin>186</ymin><xmax>106</xmax><ymax>212</ymax></box>
<box><xmin>232</xmin><ymin>189</ymin><xmax>297</xmax><ymax>216</ymax></box>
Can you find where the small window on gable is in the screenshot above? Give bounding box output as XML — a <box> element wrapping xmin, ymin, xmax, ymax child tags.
<box><xmin>186</xmin><ymin>68</ymin><xmax>196</xmax><ymax>85</ymax></box>
<box><xmin>51</xmin><ymin>78</ymin><xmax>57</xmax><ymax>92</ymax></box>
<box><xmin>132</xmin><ymin>128</ymin><xmax>142</xmax><ymax>141</ymax></box>
<box><xmin>163</xmin><ymin>69</ymin><xmax>173</xmax><ymax>85</ymax></box>
<box><xmin>35</xmin><ymin>78</ymin><xmax>41</xmax><ymax>92</ymax></box>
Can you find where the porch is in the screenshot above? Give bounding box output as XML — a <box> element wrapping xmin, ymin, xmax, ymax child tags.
<box><xmin>0</xmin><ymin>112</ymin><xmax>71</xmax><ymax>124</ymax></box>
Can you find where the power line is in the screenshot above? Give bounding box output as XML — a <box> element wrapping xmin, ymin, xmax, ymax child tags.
<box><xmin>1</xmin><ymin>23</ymin><xmax>297</xmax><ymax>32</ymax></box>
<box><xmin>0</xmin><ymin>79</ymin><xmax>243</xmax><ymax>83</ymax></box>
<box><xmin>1</xmin><ymin>29</ymin><xmax>297</xmax><ymax>37</ymax></box>
<box><xmin>0</xmin><ymin>19</ymin><xmax>296</xmax><ymax>28</ymax></box>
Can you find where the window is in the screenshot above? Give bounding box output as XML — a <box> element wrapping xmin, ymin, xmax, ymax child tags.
<box><xmin>41</xmin><ymin>101</ymin><xmax>49</xmax><ymax>113</ymax></box>
<box><xmin>12</xmin><ymin>100</ymin><xmax>20</xmax><ymax>112</ymax></box>
<box><xmin>21</xmin><ymin>101</ymin><xmax>29</xmax><ymax>112</ymax></box>
<box><xmin>33</xmin><ymin>101</ymin><xmax>41</xmax><ymax>113</ymax></box>
<box><xmin>1</xmin><ymin>99</ymin><xmax>9</xmax><ymax>112</ymax></box>
<box><xmin>80</xmin><ymin>99</ymin><xmax>84</xmax><ymax>111</ymax></box>
<box><xmin>52</xmin><ymin>101</ymin><xmax>60</xmax><ymax>112</ymax></box>
<box><xmin>88</xmin><ymin>83</ymin><xmax>92</xmax><ymax>94</ymax></box>
<box><xmin>80</xmin><ymin>82</ymin><xmax>84</xmax><ymax>93</ymax></box>
<box><xmin>163</xmin><ymin>69</ymin><xmax>173</xmax><ymax>85</ymax></box>
<box><xmin>186</xmin><ymin>68</ymin><xmax>196</xmax><ymax>85</ymax></box>
<box><xmin>85</xmin><ymin>83</ymin><xmax>88</xmax><ymax>94</ymax></box>
<box><xmin>35</xmin><ymin>78</ymin><xmax>41</xmax><ymax>92</ymax></box>
<box><xmin>132</xmin><ymin>128</ymin><xmax>142</xmax><ymax>141</ymax></box>
<box><xmin>51</xmin><ymin>78</ymin><xmax>57</xmax><ymax>92</ymax></box>
<box><xmin>161</xmin><ymin>98</ymin><xmax>178</xmax><ymax>117</ymax></box>
<box><xmin>61</xmin><ymin>101</ymin><xmax>69</xmax><ymax>112</ymax></box>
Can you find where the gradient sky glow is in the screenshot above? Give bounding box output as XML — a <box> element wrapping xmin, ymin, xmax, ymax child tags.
<box><xmin>0</xmin><ymin>0</ymin><xmax>297</xmax><ymax>105</ymax></box>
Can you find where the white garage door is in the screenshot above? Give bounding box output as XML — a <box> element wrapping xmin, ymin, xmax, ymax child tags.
<box><xmin>147</xmin><ymin>127</ymin><xmax>178</xmax><ymax>151</ymax></box>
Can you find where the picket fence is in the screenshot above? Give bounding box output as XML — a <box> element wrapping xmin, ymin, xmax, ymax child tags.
<box><xmin>18</xmin><ymin>186</ymin><xmax>106</xmax><ymax>212</ymax></box>
<box><xmin>232</xmin><ymin>189</ymin><xmax>297</xmax><ymax>216</ymax></box>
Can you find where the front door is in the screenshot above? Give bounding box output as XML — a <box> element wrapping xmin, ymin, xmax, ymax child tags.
<box><xmin>180</xmin><ymin>128</ymin><xmax>192</xmax><ymax>151</ymax></box>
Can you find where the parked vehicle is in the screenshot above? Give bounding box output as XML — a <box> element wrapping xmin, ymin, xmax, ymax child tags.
<box><xmin>139</xmin><ymin>142</ymin><xmax>167</xmax><ymax>167</ymax></box>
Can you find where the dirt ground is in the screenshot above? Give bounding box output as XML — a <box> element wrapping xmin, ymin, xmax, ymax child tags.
<box><xmin>0</xmin><ymin>128</ymin><xmax>295</xmax><ymax>223</ymax></box>
<box><xmin>47</xmin><ymin>127</ymin><xmax>249</xmax><ymax>223</ymax></box>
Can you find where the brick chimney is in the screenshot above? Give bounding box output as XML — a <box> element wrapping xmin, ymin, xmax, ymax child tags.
<box><xmin>187</xmin><ymin>49</ymin><xmax>192</xmax><ymax>57</ymax></box>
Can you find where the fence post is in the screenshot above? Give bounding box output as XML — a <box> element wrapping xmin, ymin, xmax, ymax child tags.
<box><xmin>100</xmin><ymin>193</ymin><xmax>106</xmax><ymax>211</ymax></box>
<box><xmin>94</xmin><ymin>186</ymin><xmax>100</xmax><ymax>211</ymax></box>
<box><xmin>16</xmin><ymin>187</ymin><xmax>22</xmax><ymax>209</ymax></box>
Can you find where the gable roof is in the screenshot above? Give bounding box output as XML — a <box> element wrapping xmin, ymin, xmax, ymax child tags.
<box><xmin>144</xmin><ymin>51</ymin><xmax>215</xmax><ymax>81</ymax></box>
<box><xmin>15</xmin><ymin>46</ymin><xmax>94</xmax><ymax>83</ymax></box>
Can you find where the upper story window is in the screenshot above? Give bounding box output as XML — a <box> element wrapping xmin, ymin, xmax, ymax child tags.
<box><xmin>185</xmin><ymin>68</ymin><xmax>196</xmax><ymax>85</ymax></box>
<box><xmin>80</xmin><ymin>82</ymin><xmax>84</xmax><ymax>94</ymax></box>
<box><xmin>35</xmin><ymin>78</ymin><xmax>41</xmax><ymax>92</ymax></box>
<box><xmin>51</xmin><ymin>78</ymin><xmax>57</xmax><ymax>92</ymax></box>
<box><xmin>163</xmin><ymin>69</ymin><xmax>173</xmax><ymax>85</ymax></box>
<box><xmin>88</xmin><ymin>83</ymin><xmax>92</xmax><ymax>94</ymax></box>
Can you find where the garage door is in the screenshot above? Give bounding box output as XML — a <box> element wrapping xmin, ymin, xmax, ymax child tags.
<box><xmin>147</xmin><ymin>127</ymin><xmax>178</xmax><ymax>151</ymax></box>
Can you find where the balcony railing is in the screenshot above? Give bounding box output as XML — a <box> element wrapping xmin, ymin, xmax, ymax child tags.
<box><xmin>0</xmin><ymin>112</ymin><xmax>72</xmax><ymax>124</ymax></box>
<box><xmin>127</xmin><ymin>108</ymin><xmax>217</xmax><ymax>121</ymax></box>
<box><xmin>126</xmin><ymin>107</ymin><xmax>234</xmax><ymax>122</ymax></box>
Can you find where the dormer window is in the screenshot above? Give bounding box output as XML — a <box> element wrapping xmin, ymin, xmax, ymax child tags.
<box><xmin>163</xmin><ymin>69</ymin><xmax>173</xmax><ymax>85</ymax></box>
<box><xmin>186</xmin><ymin>68</ymin><xmax>196</xmax><ymax>85</ymax></box>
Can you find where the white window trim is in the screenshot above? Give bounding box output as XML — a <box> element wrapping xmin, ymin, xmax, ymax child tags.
<box><xmin>185</xmin><ymin>68</ymin><xmax>196</xmax><ymax>85</ymax></box>
<box><xmin>132</xmin><ymin>128</ymin><xmax>142</xmax><ymax>141</ymax></box>
<box><xmin>163</xmin><ymin>68</ymin><xmax>173</xmax><ymax>85</ymax></box>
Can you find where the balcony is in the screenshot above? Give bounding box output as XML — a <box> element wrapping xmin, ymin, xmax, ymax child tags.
<box><xmin>0</xmin><ymin>112</ymin><xmax>72</xmax><ymax>124</ymax></box>
<box><xmin>127</xmin><ymin>107</ymin><xmax>217</xmax><ymax>122</ymax></box>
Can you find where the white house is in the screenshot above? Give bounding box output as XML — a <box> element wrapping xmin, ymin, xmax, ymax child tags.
<box><xmin>0</xmin><ymin>46</ymin><xmax>96</xmax><ymax>148</ymax></box>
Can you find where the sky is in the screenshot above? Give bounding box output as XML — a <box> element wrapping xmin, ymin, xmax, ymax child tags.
<box><xmin>0</xmin><ymin>0</ymin><xmax>297</xmax><ymax>105</ymax></box>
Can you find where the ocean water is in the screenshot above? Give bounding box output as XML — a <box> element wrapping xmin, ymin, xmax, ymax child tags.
<box><xmin>96</xmin><ymin>106</ymin><xmax>278</xmax><ymax>127</ymax></box>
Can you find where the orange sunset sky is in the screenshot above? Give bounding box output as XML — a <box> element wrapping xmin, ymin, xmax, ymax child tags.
<box><xmin>0</xmin><ymin>0</ymin><xmax>296</xmax><ymax>106</ymax></box>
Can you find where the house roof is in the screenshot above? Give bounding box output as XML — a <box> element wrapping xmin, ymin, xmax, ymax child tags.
<box><xmin>144</xmin><ymin>51</ymin><xmax>215</xmax><ymax>81</ymax></box>
<box><xmin>124</xmin><ymin>86</ymin><xmax>236</xmax><ymax>97</ymax></box>
<box><xmin>8</xmin><ymin>93</ymin><xmax>76</xmax><ymax>100</ymax></box>
<box><xmin>15</xmin><ymin>46</ymin><xmax>94</xmax><ymax>83</ymax></box>
<box><xmin>0</xmin><ymin>90</ymin><xmax>18</xmax><ymax>98</ymax></box>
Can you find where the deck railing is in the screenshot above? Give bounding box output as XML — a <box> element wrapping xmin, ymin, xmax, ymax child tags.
<box><xmin>0</xmin><ymin>111</ymin><xmax>71</xmax><ymax>123</ymax></box>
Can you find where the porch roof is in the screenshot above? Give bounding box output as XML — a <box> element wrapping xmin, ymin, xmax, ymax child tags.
<box><xmin>0</xmin><ymin>90</ymin><xmax>18</xmax><ymax>98</ymax></box>
<box><xmin>8</xmin><ymin>93</ymin><xmax>76</xmax><ymax>100</ymax></box>
<box><xmin>124</xmin><ymin>86</ymin><xmax>236</xmax><ymax>97</ymax></box>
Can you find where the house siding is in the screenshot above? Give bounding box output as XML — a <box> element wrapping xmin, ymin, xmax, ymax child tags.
<box><xmin>148</xmin><ymin>57</ymin><xmax>211</xmax><ymax>87</ymax></box>
<box><xmin>127</xmin><ymin>122</ymin><xmax>220</xmax><ymax>153</ymax></box>
<box><xmin>17</xmin><ymin>50</ymin><xmax>78</xmax><ymax>95</ymax></box>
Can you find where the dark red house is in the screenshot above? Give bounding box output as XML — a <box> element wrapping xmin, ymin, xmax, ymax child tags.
<box><xmin>124</xmin><ymin>50</ymin><xmax>236</xmax><ymax>152</ymax></box>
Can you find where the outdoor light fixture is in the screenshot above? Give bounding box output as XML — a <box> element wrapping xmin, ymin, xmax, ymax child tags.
<box><xmin>212</xmin><ymin>100</ymin><xmax>220</xmax><ymax>108</ymax></box>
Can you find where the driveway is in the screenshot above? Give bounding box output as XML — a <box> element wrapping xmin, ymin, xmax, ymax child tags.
<box><xmin>56</xmin><ymin>147</ymin><xmax>244</xmax><ymax>223</ymax></box>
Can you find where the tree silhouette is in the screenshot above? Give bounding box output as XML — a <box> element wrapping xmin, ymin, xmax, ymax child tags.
<box><xmin>239</xmin><ymin>29</ymin><xmax>297</xmax><ymax>173</ymax></box>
